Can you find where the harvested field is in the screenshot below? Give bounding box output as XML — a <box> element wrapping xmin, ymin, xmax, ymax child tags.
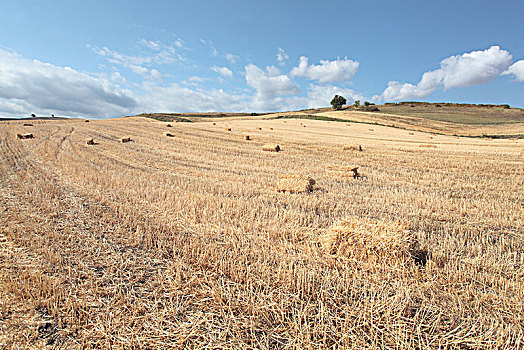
<box><xmin>0</xmin><ymin>116</ymin><xmax>522</xmax><ymax>348</ymax></box>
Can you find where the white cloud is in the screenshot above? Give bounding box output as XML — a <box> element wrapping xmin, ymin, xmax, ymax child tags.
<box><xmin>150</xmin><ymin>69</ymin><xmax>163</xmax><ymax>81</ymax></box>
<box><xmin>129</xmin><ymin>64</ymin><xmax>150</xmax><ymax>77</ymax></box>
<box><xmin>174</xmin><ymin>39</ymin><xmax>184</xmax><ymax>48</ymax></box>
<box><xmin>503</xmin><ymin>60</ymin><xmax>524</xmax><ymax>82</ymax></box>
<box><xmin>139</xmin><ymin>81</ymin><xmax>248</xmax><ymax>112</ymax></box>
<box><xmin>0</xmin><ymin>48</ymin><xmax>136</xmax><ymax>118</ymax></box>
<box><xmin>245</xmin><ymin>64</ymin><xmax>300</xmax><ymax>110</ymax></box>
<box><xmin>276</xmin><ymin>48</ymin><xmax>289</xmax><ymax>66</ymax></box>
<box><xmin>225</xmin><ymin>53</ymin><xmax>238</xmax><ymax>64</ymax></box>
<box><xmin>285</xmin><ymin>84</ymin><xmax>367</xmax><ymax>110</ymax></box>
<box><xmin>290</xmin><ymin>56</ymin><xmax>359</xmax><ymax>83</ymax></box>
<box><xmin>382</xmin><ymin>46</ymin><xmax>513</xmax><ymax>101</ymax></box>
<box><xmin>211</xmin><ymin>66</ymin><xmax>233</xmax><ymax>78</ymax></box>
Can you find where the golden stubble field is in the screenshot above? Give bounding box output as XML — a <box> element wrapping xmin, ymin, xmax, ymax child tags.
<box><xmin>0</xmin><ymin>116</ymin><xmax>523</xmax><ymax>349</ymax></box>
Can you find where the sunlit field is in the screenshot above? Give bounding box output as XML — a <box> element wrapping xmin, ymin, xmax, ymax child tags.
<box><xmin>0</xmin><ymin>115</ymin><xmax>523</xmax><ymax>348</ymax></box>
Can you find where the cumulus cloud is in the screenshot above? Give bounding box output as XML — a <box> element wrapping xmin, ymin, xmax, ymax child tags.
<box><xmin>139</xmin><ymin>81</ymin><xmax>249</xmax><ymax>112</ymax></box>
<box><xmin>0</xmin><ymin>48</ymin><xmax>137</xmax><ymax>118</ymax></box>
<box><xmin>290</xmin><ymin>56</ymin><xmax>359</xmax><ymax>83</ymax></box>
<box><xmin>211</xmin><ymin>66</ymin><xmax>233</xmax><ymax>78</ymax></box>
<box><xmin>503</xmin><ymin>60</ymin><xmax>524</xmax><ymax>82</ymax></box>
<box><xmin>245</xmin><ymin>64</ymin><xmax>300</xmax><ymax>110</ymax></box>
<box><xmin>382</xmin><ymin>46</ymin><xmax>513</xmax><ymax>101</ymax></box>
<box><xmin>276</xmin><ymin>48</ymin><xmax>289</xmax><ymax>66</ymax></box>
<box><xmin>285</xmin><ymin>85</ymin><xmax>367</xmax><ymax>110</ymax></box>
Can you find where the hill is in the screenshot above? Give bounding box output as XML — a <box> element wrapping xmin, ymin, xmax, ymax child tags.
<box><xmin>134</xmin><ymin>102</ymin><xmax>524</xmax><ymax>138</ymax></box>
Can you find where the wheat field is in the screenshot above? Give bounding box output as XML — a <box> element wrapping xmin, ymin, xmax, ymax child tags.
<box><xmin>0</xmin><ymin>116</ymin><xmax>523</xmax><ymax>349</ymax></box>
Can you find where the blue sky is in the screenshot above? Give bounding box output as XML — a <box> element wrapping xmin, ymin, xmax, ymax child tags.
<box><xmin>1</xmin><ymin>0</ymin><xmax>524</xmax><ymax>118</ymax></box>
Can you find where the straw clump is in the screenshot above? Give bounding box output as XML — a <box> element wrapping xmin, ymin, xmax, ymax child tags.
<box><xmin>262</xmin><ymin>144</ymin><xmax>280</xmax><ymax>152</ymax></box>
<box><xmin>320</xmin><ymin>217</ymin><xmax>423</xmax><ymax>266</ymax></box>
<box><xmin>276</xmin><ymin>174</ymin><xmax>316</xmax><ymax>193</ymax></box>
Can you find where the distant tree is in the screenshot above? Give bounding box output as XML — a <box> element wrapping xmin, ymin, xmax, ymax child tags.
<box><xmin>330</xmin><ymin>95</ymin><xmax>346</xmax><ymax>110</ymax></box>
<box><xmin>31</xmin><ymin>113</ymin><xmax>36</xmax><ymax>118</ymax></box>
<box><xmin>354</xmin><ymin>100</ymin><xmax>360</xmax><ymax>107</ymax></box>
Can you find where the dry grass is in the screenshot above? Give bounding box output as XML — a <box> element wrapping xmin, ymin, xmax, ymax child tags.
<box><xmin>0</xmin><ymin>116</ymin><xmax>522</xmax><ymax>348</ymax></box>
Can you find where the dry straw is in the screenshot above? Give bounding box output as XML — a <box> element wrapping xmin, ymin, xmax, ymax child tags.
<box><xmin>319</xmin><ymin>217</ymin><xmax>424</xmax><ymax>266</ymax></box>
<box><xmin>262</xmin><ymin>144</ymin><xmax>280</xmax><ymax>152</ymax></box>
<box><xmin>276</xmin><ymin>174</ymin><xmax>316</xmax><ymax>193</ymax></box>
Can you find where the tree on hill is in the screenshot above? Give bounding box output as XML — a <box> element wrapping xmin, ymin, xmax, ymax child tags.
<box><xmin>330</xmin><ymin>95</ymin><xmax>346</xmax><ymax>110</ymax></box>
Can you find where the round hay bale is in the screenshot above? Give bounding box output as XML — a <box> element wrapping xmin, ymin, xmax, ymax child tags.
<box><xmin>225</xmin><ymin>128</ymin><xmax>231</xmax><ymax>131</ymax></box>
<box><xmin>86</xmin><ymin>138</ymin><xmax>95</xmax><ymax>145</ymax></box>
<box><xmin>245</xmin><ymin>135</ymin><xmax>251</xmax><ymax>141</ymax></box>
<box><xmin>262</xmin><ymin>144</ymin><xmax>280</xmax><ymax>152</ymax></box>
<box><xmin>84</xmin><ymin>120</ymin><xmax>90</xmax><ymax>123</ymax></box>
<box><xmin>319</xmin><ymin>217</ymin><xmax>424</xmax><ymax>266</ymax></box>
<box><xmin>166</xmin><ymin>133</ymin><xmax>174</xmax><ymax>137</ymax></box>
<box><xmin>121</xmin><ymin>137</ymin><xmax>132</xmax><ymax>143</ymax></box>
<box><xmin>166</xmin><ymin>124</ymin><xmax>172</xmax><ymax>127</ymax></box>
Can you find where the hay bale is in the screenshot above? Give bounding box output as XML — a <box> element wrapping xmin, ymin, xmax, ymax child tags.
<box><xmin>225</xmin><ymin>128</ymin><xmax>231</xmax><ymax>131</ymax></box>
<box><xmin>262</xmin><ymin>144</ymin><xmax>280</xmax><ymax>152</ymax></box>
<box><xmin>326</xmin><ymin>165</ymin><xmax>361</xmax><ymax>178</ymax></box>
<box><xmin>258</xmin><ymin>127</ymin><xmax>262</xmax><ymax>130</ymax></box>
<box><xmin>23</xmin><ymin>123</ymin><xmax>33</xmax><ymax>127</ymax></box>
<box><xmin>409</xmin><ymin>132</ymin><xmax>414</xmax><ymax>135</ymax></box>
<box><xmin>86</xmin><ymin>138</ymin><xmax>95</xmax><ymax>145</ymax></box>
<box><xmin>17</xmin><ymin>133</ymin><xmax>34</xmax><ymax>139</ymax></box>
<box><xmin>319</xmin><ymin>217</ymin><xmax>424</xmax><ymax>266</ymax></box>
<box><xmin>245</xmin><ymin>135</ymin><xmax>251</xmax><ymax>141</ymax></box>
<box><xmin>122</xmin><ymin>137</ymin><xmax>132</xmax><ymax>143</ymax></box>
<box><xmin>212</xmin><ymin>122</ymin><xmax>216</xmax><ymax>125</ymax></box>
<box><xmin>276</xmin><ymin>175</ymin><xmax>316</xmax><ymax>193</ymax></box>
<box><xmin>166</xmin><ymin>124</ymin><xmax>172</xmax><ymax>127</ymax></box>
<box><xmin>84</xmin><ymin>120</ymin><xmax>89</xmax><ymax>123</ymax></box>
<box><xmin>342</xmin><ymin>144</ymin><xmax>362</xmax><ymax>152</ymax></box>
<box><xmin>166</xmin><ymin>133</ymin><xmax>174</xmax><ymax>137</ymax></box>
<box><xmin>269</xmin><ymin>127</ymin><xmax>273</xmax><ymax>130</ymax></box>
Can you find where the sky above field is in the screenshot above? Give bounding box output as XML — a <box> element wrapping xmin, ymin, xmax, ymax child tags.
<box><xmin>1</xmin><ymin>0</ymin><xmax>524</xmax><ymax>118</ymax></box>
